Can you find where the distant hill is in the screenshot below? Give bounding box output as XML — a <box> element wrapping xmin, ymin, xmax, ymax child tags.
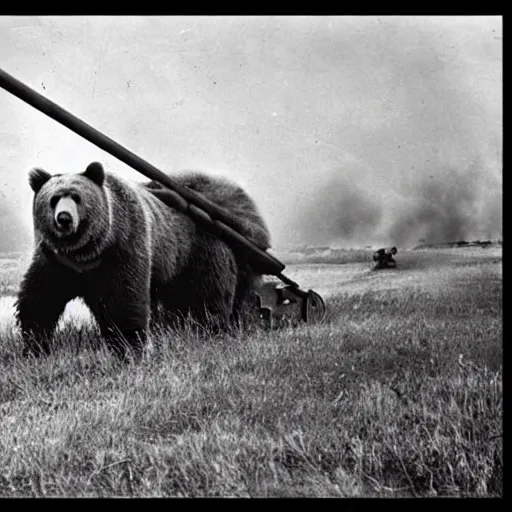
<box><xmin>412</xmin><ymin>240</ymin><xmax>502</xmax><ymax>250</ymax></box>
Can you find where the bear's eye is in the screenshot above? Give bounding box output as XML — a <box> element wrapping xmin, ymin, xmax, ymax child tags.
<box><xmin>50</xmin><ymin>195</ymin><xmax>60</xmax><ymax>209</ymax></box>
<box><xmin>71</xmin><ymin>193</ymin><xmax>81</xmax><ymax>204</ymax></box>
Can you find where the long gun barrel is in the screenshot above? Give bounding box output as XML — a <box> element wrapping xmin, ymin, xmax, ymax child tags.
<box><xmin>0</xmin><ymin>68</ymin><xmax>298</xmax><ymax>284</ymax></box>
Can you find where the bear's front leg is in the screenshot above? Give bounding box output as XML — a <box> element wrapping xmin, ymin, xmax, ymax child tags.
<box><xmin>15</xmin><ymin>256</ymin><xmax>76</xmax><ymax>357</ymax></box>
<box><xmin>85</xmin><ymin>267</ymin><xmax>151</xmax><ymax>362</ymax></box>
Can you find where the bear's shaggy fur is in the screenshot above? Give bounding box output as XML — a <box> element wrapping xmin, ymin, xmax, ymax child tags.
<box><xmin>144</xmin><ymin>171</ymin><xmax>272</xmax><ymax>328</ymax></box>
<box><xmin>16</xmin><ymin>162</ymin><xmax>270</xmax><ymax>359</ymax></box>
<box><xmin>144</xmin><ymin>171</ymin><xmax>271</xmax><ymax>250</ymax></box>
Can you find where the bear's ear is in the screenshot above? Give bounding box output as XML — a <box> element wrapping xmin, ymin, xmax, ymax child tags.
<box><xmin>83</xmin><ymin>162</ymin><xmax>105</xmax><ymax>187</ymax></box>
<box><xmin>28</xmin><ymin>168</ymin><xmax>52</xmax><ymax>193</ymax></box>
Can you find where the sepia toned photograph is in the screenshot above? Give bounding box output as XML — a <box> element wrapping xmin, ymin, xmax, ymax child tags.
<box><xmin>0</xmin><ymin>15</ymin><xmax>502</xmax><ymax>498</ymax></box>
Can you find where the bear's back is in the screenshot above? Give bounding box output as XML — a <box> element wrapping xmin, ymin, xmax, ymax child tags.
<box><xmin>147</xmin><ymin>171</ymin><xmax>271</xmax><ymax>250</ymax></box>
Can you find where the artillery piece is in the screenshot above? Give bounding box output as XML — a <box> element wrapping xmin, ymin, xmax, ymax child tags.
<box><xmin>372</xmin><ymin>246</ymin><xmax>398</xmax><ymax>270</ymax></box>
<box><xmin>0</xmin><ymin>68</ymin><xmax>326</xmax><ymax>328</ymax></box>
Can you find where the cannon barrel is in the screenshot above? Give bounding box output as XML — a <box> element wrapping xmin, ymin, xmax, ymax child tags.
<box><xmin>0</xmin><ymin>67</ymin><xmax>288</xmax><ymax>279</ymax></box>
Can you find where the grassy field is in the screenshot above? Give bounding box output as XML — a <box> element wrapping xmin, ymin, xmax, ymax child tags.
<box><xmin>0</xmin><ymin>246</ymin><xmax>502</xmax><ymax>497</ymax></box>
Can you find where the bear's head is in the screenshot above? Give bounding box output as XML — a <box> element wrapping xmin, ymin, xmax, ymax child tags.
<box><xmin>29</xmin><ymin>162</ymin><xmax>111</xmax><ymax>256</ymax></box>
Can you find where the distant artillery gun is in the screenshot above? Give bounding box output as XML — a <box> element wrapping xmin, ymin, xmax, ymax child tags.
<box><xmin>372</xmin><ymin>246</ymin><xmax>398</xmax><ymax>270</ymax></box>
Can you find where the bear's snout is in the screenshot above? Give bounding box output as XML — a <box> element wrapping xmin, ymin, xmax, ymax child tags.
<box><xmin>56</xmin><ymin>211</ymin><xmax>73</xmax><ymax>229</ymax></box>
<box><xmin>54</xmin><ymin>196</ymin><xmax>79</xmax><ymax>234</ymax></box>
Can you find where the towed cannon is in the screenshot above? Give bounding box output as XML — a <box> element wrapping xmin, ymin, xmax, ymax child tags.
<box><xmin>0</xmin><ymin>68</ymin><xmax>326</xmax><ymax>328</ymax></box>
<box><xmin>372</xmin><ymin>246</ymin><xmax>398</xmax><ymax>270</ymax></box>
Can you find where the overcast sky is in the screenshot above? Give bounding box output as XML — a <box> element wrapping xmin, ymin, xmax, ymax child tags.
<box><xmin>0</xmin><ymin>15</ymin><xmax>502</xmax><ymax>250</ymax></box>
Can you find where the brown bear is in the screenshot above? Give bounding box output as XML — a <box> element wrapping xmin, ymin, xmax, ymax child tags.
<box><xmin>16</xmin><ymin>162</ymin><xmax>271</xmax><ymax>359</ymax></box>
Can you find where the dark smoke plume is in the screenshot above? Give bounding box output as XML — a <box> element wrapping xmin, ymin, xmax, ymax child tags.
<box><xmin>287</xmin><ymin>172</ymin><xmax>383</xmax><ymax>247</ymax></box>
<box><xmin>285</xmin><ymin>158</ymin><xmax>501</xmax><ymax>249</ymax></box>
<box><xmin>388</xmin><ymin>163</ymin><xmax>482</xmax><ymax>246</ymax></box>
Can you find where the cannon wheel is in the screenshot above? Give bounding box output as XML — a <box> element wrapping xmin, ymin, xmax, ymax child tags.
<box><xmin>303</xmin><ymin>290</ymin><xmax>326</xmax><ymax>323</ymax></box>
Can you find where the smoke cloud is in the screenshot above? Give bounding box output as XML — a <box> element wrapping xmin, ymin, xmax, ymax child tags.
<box><xmin>288</xmin><ymin>172</ymin><xmax>383</xmax><ymax>247</ymax></box>
<box><xmin>388</xmin><ymin>162</ymin><xmax>488</xmax><ymax>246</ymax></box>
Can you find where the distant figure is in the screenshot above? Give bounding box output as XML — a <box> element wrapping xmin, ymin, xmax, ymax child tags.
<box><xmin>372</xmin><ymin>247</ymin><xmax>398</xmax><ymax>270</ymax></box>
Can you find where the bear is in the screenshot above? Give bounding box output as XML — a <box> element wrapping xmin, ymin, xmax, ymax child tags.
<box><xmin>16</xmin><ymin>162</ymin><xmax>271</xmax><ymax>359</ymax></box>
